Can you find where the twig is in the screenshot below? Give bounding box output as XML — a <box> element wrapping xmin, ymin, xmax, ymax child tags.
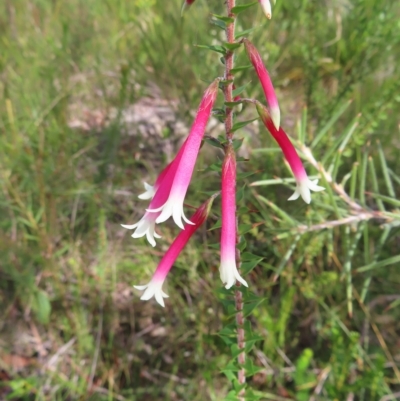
<box><xmin>296</xmin><ymin>213</ymin><xmax>374</xmax><ymax>233</ymax></box>
<box><xmin>298</xmin><ymin>143</ymin><xmax>363</xmax><ymax>211</ymax></box>
<box><xmin>224</xmin><ymin>0</ymin><xmax>246</xmax><ymax>399</ymax></box>
<box><xmin>309</xmin><ymin>367</ymin><xmax>331</xmax><ymax>401</ymax></box>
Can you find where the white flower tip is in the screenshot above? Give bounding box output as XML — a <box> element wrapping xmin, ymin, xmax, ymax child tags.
<box><xmin>133</xmin><ymin>285</ymin><xmax>148</xmax><ymax>290</ymax></box>
<box><xmin>289</xmin><ymin>178</ymin><xmax>325</xmax><ymax>204</ymax></box>
<box><xmin>220</xmin><ymin>261</ymin><xmax>248</xmax><ymax>289</ymax></box>
<box><xmin>134</xmin><ymin>281</ymin><xmax>168</xmax><ymax>307</ymax></box>
<box><xmin>144</xmin><ymin>234</ymin><xmax>156</xmax><ymax>247</ymax></box>
<box><xmin>154</xmin><ymin>294</ymin><xmax>165</xmax><ymax>307</ymax></box>
<box><xmin>309</xmin><ymin>179</ymin><xmax>325</xmax><ymax>192</ymax></box>
<box><xmin>121</xmin><ymin>223</ymin><xmax>138</xmax><ymax>229</ymax></box>
<box><xmin>126</xmin><ymin>215</ymin><xmax>160</xmax><ymax>247</ymax></box>
<box><xmin>174</xmin><ymin>218</ymin><xmax>185</xmax><ymax>230</ymax></box>
<box><xmin>172</xmin><ymin>203</ymin><xmax>192</xmax><ymax>230</ymax></box>
<box><xmin>138</xmin><ymin>182</ymin><xmax>155</xmax><ymax>200</ymax></box>
<box><xmin>182</xmin><ymin>213</ymin><xmax>195</xmax><ymax>227</ymax></box>
<box><xmin>224</xmin><ymin>276</ymin><xmax>248</xmax><ymax>289</ymax></box>
<box><xmin>287</xmin><ymin>192</ymin><xmax>301</xmax><ymax>202</ymax></box>
<box><xmin>240</xmin><ymin>277</ymin><xmax>249</xmax><ymax>287</ymax></box>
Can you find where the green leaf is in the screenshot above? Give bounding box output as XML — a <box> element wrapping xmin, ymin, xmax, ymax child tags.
<box><xmin>211</xmin><ymin>13</ymin><xmax>235</xmax><ymax>23</ymax></box>
<box><xmin>224</xmin><ymin>101</ymin><xmax>244</xmax><ymax>107</ymax></box>
<box><xmin>238</xmin><ymin>224</ymin><xmax>253</xmax><ymax>235</ymax></box>
<box><xmin>278</xmin><ymin>287</ymin><xmax>296</xmax><ymax>346</ymax></box>
<box><xmin>357</xmin><ymin>254</ymin><xmax>400</xmax><ymax>273</ymax></box>
<box><xmin>311</xmin><ymin>99</ymin><xmax>353</xmax><ymax>147</ymax></box>
<box><xmin>224</xmin><ymin>42</ymin><xmax>242</xmax><ymax>51</ymax></box>
<box><xmin>241</xmin><ymin>252</ymin><xmax>263</xmax><ymax>261</ymax></box>
<box><xmin>224</xmin><ymin>390</ymin><xmax>241</xmax><ymax>401</ymax></box>
<box><xmin>297</xmin><ymin>106</ymin><xmax>308</xmax><ymax>143</ymax></box>
<box><xmin>34</xmin><ymin>290</ymin><xmax>51</xmax><ymax>324</ymax></box>
<box><xmin>232</xmin><ymin>118</ymin><xmax>258</xmax><ymax>132</ymax></box>
<box><xmin>294</xmin><ymin>349</ymin><xmax>314</xmax><ymax>401</ymax></box>
<box><xmin>255</xmin><ymin>194</ymin><xmax>297</xmax><ymax>225</ymax></box>
<box><xmin>237</xmin><ymin>171</ymin><xmax>256</xmax><ymax>180</ymax></box>
<box><xmin>244</xmin><ymin>358</ymin><xmax>265</xmax><ymax>376</ymax></box>
<box><xmin>230</xmin><ymin>343</ymin><xmax>244</xmax><ymax>359</ymax></box>
<box><xmin>243</xmin><ymin>299</ymin><xmax>264</xmax><ymax>317</ymax></box>
<box><xmin>230</xmin><ymin>65</ymin><xmax>252</xmax><ymax>73</ymax></box>
<box><xmin>235</xmin><ymin>27</ymin><xmax>257</xmax><ymax>39</ymax></box>
<box><xmin>204</xmin><ymin>137</ymin><xmax>224</xmax><ymax>149</ymax></box>
<box><xmin>241</xmin><ymin>258</ymin><xmax>264</xmax><ymax>274</ymax></box>
<box><xmin>232</xmin><ymin>2</ymin><xmax>258</xmax><ymax>14</ymax></box>
<box><xmin>233</xmin><ymin>138</ymin><xmax>244</xmax><ymax>150</ymax></box>
<box><xmin>195</xmin><ymin>44</ymin><xmax>227</xmax><ymax>55</ymax></box>
<box><xmin>359</xmin><ymin>148</ymin><xmax>368</xmax><ymax>206</ymax></box>
<box><xmin>377</xmin><ymin>140</ymin><xmax>396</xmax><ymax>198</ymax></box>
<box><xmin>208</xmin><ymin>219</ymin><xmax>222</xmax><ymax>231</ymax></box>
<box><xmin>233</xmin><ymin>81</ymin><xmax>252</xmax><ymax>97</ymax></box>
<box><xmin>273</xmin><ymin>235</ymin><xmax>301</xmax><ymax>280</ymax></box>
<box><xmin>237</xmin><ymin>238</ymin><xmax>247</xmax><ymax>251</ymax></box>
<box><xmin>322</xmin><ymin>115</ymin><xmax>359</xmax><ymax>166</ymax></box>
<box><xmin>210</xmin><ymin>18</ymin><xmax>226</xmax><ymax>30</ymax></box>
<box><xmin>368</xmin><ymin>156</ymin><xmax>385</xmax><ymax>211</ymax></box>
<box><xmin>368</xmin><ymin>192</ymin><xmax>400</xmax><ymax>208</ymax></box>
<box><xmin>236</xmin><ymin>186</ymin><xmax>245</xmax><ymax>202</ymax></box>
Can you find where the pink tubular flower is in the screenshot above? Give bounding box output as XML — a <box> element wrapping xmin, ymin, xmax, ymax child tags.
<box><xmin>244</xmin><ymin>38</ymin><xmax>280</xmax><ymax>130</ymax></box>
<box><xmin>135</xmin><ymin>195</ymin><xmax>217</xmax><ymax>307</ymax></box>
<box><xmin>259</xmin><ymin>0</ymin><xmax>272</xmax><ymax>19</ymax></box>
<box><xmin>122</xmin><ymin>139</ymin><xmax>188</xmax><ymax>246</ymax></box>
<box><xmin>256</xmin><ymin>101</ymin><xmax>324</xmax><ymax>204</ymax></box>
<box><xmin>220</xmin><ymin>148</ymin><xmax>248</xmax><ymax>289</ymax></box>
<box><xmin>148</xmin><ymin>79</ymin><xmax>219</xmax><ymax>229</ymax></box>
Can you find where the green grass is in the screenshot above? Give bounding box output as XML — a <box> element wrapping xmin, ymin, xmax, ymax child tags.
<box><xmin>1</xmin><ymin>0</ymin><xmax>400</xmax><ymax>400</ymax></box>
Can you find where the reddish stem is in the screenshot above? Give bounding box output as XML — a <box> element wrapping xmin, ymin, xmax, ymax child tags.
<box><xmin>224</xmin><ymin>0</ymin><xmax>246</xmax><ymax>399</ymax></box>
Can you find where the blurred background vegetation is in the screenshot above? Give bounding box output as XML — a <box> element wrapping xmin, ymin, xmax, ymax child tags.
<box><xmin>0</xmin><ymin>0</ymin><xmax>400</xmax><ymax>399</ymax></box>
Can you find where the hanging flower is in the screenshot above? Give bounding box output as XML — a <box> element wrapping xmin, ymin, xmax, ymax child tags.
<box><xmin>259</xmin><ymin>0</ymin><xmax>272</xmax><ymax>19</ymax></box>
<box><xmin>135</xmin><ymin>195</ymin><xmax>217</xmax><ymax>307</ymax></box>
<box><xmin>122</xmin><ymin>140</ymin><xmax>188</xmax><ymax>246</ymax></box>
<box><xmin>243</xmin><ymin>38</ymin><xmax>280</xmax><ymax>130</ymax></box>
<box><xmin>220</xmin><ymin>148</ymin><xmax>248</xmax><ymax>289</ymax></box>
<box><xmin>256</xmin><ymin>101</ymin><xmax>324</xmax><ymax>204</ymax></box>
<box><xmin>148</xmin><ymin>79</ymin><xmax>220</xmax><ymax>229</ymax></box>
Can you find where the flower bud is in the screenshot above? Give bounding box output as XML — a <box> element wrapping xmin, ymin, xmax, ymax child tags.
<box><xmin>244</xmin><ymin>38</ymin><xmax>280</xmax><ymax>130</ymax></box>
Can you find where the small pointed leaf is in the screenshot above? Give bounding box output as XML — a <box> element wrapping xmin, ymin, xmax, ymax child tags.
<box><xmin>232</xmin><ymin>1</ymin><xmax>258</xmax><ymax>14</ymax></box>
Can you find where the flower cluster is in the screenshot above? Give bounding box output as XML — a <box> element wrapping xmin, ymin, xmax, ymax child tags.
<box><xmin>123</xmin><ymin>28</ymin><xmax>323</xmax><ymax>307</ymax></box>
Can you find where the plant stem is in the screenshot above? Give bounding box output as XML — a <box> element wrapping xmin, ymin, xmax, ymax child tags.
<box><xmin>224</xmin><ymin>0</ymin><xmax>235</xmax><ymax>140</ymax></box>
<box><xmin>224</xmin><ymin>0</ymin><xmax>246</xmax><ymax>399</ymax></box>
